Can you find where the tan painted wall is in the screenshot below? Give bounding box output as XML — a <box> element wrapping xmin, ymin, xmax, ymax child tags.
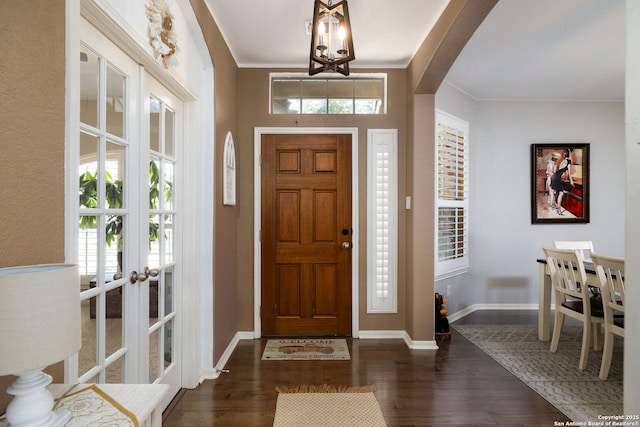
<box><xmin>0</xmin><ymin>0</ymin><xmax>66</xmax><ymax>413</ymax></box>
<box><xmin>404</xmin><ymin>94</ymin><xmax>436</xmax><ymax>340</ymax></box>
<box><xmin>236</xmin><ymin>68</ymin><xmax>408</xmax><ymax>332</ymax></box>
<box><xmin>0</xmin><ymin>0</ymin><xmax>66</xmax><ymax>267</ymax></box>
<box><xmin>189</xmin><ymin>0</ymin><xmax>240</xmax><ymax>363</ymax></box>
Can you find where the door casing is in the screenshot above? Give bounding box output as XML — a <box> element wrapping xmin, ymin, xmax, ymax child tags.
<box><xmin>254</xmin><ymin>127</ymin><xmax>359</xmax><ymax>338</ymax></box>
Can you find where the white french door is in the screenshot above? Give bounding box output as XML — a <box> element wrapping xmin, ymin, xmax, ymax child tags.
<box><xmin>140</xmin><ymin>74</ymin><xmax>182</xmax><ymax>398</ymax></box>
<box><xmin>76</xmin><ymin>17</ymin><xmax>182</xmax><ymax>401</ymax></box>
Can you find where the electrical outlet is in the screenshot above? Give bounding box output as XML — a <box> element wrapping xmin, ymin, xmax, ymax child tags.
<box><xmin>405</xmin><ymin>196</ymin><xmax>411</xmax><ymax>209</ymax></box>
<box><xmin>446</xmin><ymin>285</ymin><xmax>451</xmax><ymax>297</ymax></box>
<box><xmin>305</xmin><ymin>20</ymin><xmax>312</xmax><ymax>35</ymax></box>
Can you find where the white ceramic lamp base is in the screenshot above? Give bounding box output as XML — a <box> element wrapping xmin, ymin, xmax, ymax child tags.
<box><xmin>5</xmin><ymin>370</ymin><xmax>71</xmax><ymax>427</ymax></box>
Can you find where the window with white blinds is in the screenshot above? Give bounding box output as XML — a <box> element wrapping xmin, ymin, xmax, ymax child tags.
<box><xmin>367</xmin><ymin>129</ymin><xmax>398</xmax><ymax>313</ymax></box>
<box><xmin>435</xmin><ymin>111</ymin><xmax>469</xmax><ymax>279</ymax></box>
<box><xmin>78</xmin><ymin>160</ymin><xmax>120</xmax><ymax>276</ymax></box>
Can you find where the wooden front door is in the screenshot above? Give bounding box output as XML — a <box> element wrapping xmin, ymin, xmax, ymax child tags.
<box><xmin>261</xmin><ymin>133</ymin><xmax>352</xmax><ymax>336</ymax></box>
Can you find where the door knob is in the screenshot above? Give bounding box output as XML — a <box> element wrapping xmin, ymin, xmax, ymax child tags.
<box><xmin>129</xmin><ymin>267</ymin><xmax>160</xmax><ymax>284</ymax></box>
<box><xmin>129</xmin><ymin>270</ymin><xmax>147</xmax><ymax>284</ymax></box>
<box><xmin>342</xmin><ymin>242</ymin><xmax>352</xmax><ymax>249</ymax></box>
<box><xmin>144</xmin><ymin>266</ymin><xmax>160</xmax><ymax>277</ymax></box>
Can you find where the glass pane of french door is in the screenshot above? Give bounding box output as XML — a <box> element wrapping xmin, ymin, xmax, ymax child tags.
<box><xmin>142</xmin><ymin>77</ymin><xmax>181</xmax><ymax>398</ymax></box>
<box><xmin>77</xmin><ymin>21</ymin><xmax>140</xmax><ymax>384</ymax></box>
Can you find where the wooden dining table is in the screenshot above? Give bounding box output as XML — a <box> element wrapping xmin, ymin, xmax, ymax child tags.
<box><xmin>536</xmin><ymin>257</ymin><xmax>600</xmax><ymax>341</ymax></box>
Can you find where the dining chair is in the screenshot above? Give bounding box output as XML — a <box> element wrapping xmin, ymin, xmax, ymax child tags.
<box><xmin>543</xmin><ymin>246</ymin><xmax>604</xmax><ymax>370</ymax></box>
<box><xmin>552</xmin><ymin>240</ymin><xmax>601</xmax><ymax>346</ymax></box>
<box><xmin>552</xmin><ymin>240</ymin><xmax>594</xmax><ymax>260</ymax></box>
<box><xmin>589</xmin><ymin>251</ymin><xmax>625</xmax><ymax>380</ymax></box>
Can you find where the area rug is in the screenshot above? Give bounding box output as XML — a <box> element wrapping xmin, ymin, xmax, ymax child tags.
<box><xmin>262</xmin><ymin>338</ymin><xmax>350</xmax><ymax>360</ymax></box>
<box><xmin>451</xmin><ymin>324</ymin><xmax>623</xmax><ymax>422</ymax></box>
<box><xmin>273</xmin><ymin>385</ymin><xmax>386</xmax><ymax>427</ymax></box>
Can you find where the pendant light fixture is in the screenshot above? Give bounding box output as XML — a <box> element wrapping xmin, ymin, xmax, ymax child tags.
<box><xmin>309</xmin><ymin>0</ymin><xmax>355</xmax><ymax>76</ymax></box>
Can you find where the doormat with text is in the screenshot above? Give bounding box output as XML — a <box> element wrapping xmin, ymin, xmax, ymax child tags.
<box><xmin>262</xmin><ymin>338</ymin><xmax>350</xmax><ymax>360</ymax></box>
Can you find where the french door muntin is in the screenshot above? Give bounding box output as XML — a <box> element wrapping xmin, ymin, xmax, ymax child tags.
<box><xmin>77</xmin><ymin>34</ymin><xmax>141</xmax><ymax>384</ymax></box>
<box><xmin>141</xmin><ymin>76</ymin><xmax>181</xmax><ymax>389</ymax></box>
<box><xmin>76</xmin><ymin>18</ymin><xmax>181</xmax><ymax>394</ymax></box>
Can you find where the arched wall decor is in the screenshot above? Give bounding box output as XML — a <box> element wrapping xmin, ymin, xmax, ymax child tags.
<box><xmin>223</xmin><ymin>131</ymin><xmax>236</xmax><ymax>206</ymax></box>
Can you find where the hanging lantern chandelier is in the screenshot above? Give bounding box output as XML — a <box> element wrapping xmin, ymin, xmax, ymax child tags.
<box><xmin>309</xmin><ymin>0</ymin><xmax>355</xmax><ymax>76</ymax></box>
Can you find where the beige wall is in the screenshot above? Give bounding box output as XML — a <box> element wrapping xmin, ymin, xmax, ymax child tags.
<box><xmin>404</xmin><ymin>94</ymin><xmax>436</xmax><ymax>340</ymax></box>
<box><xmin>236</xmin><ymin>68</ymin><xmax>408</xmax><ymax>332</ymax></box>
<box><xmin>0</xmin><ymin>0</ymin><xmax>66</xmax><ymax>267</ymax></box>
<box><xmin>189</xmin><ymin>0</ymin><xmax>240</xmax><ymax>363</ymax></box>
<box><xmin>0</xmin><ymin>0</ymin><xmax>67</xmax><ymax>413</ymax></box>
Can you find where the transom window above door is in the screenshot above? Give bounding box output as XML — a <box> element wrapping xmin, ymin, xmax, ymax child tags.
<box><xmin>270</xmin><ymin>73</ymin><xmax>386</xmax><ymax>115</ymax></box>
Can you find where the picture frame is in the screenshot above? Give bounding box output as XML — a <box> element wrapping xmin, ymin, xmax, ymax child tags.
<box><xmin>531</xmin><ymin>143</ymin><xmax>590</xmax><ymax>224</ymax></box>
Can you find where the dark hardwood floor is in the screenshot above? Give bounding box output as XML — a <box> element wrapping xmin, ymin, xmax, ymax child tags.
<box><xmin>163</xmin><ymin>310</ymin><xmax>570</xmax><ymax>426</ymax></box>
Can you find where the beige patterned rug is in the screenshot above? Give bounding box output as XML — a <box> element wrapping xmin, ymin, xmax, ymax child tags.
<box><xmin>273</xmin><ymin>385</ymin><xmax>386</xmax><ymax>427</ymax></box>
<box><xmin>452</xmin><ymin>324</ymin><xmax>623</xmax><ymax>422</ymax></box>
<box><xmin>262</xmin><ymin>338</ymin><xmax>350</xmax><ymax>360</ymax></box>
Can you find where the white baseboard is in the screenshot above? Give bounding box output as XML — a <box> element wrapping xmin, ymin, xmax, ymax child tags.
<box><xmin>199</xmin><ymin>331</ymin><xmax>244</xmax><ymax>383</ymax></box>
<box><xmin>199</xmin><ymin>368</ymin><xmax>218</xmax><ymax>382</ymax></box>
<box><xmin>207</xmin><ymin>305</ymin><xmax>538</xmax><ymax>371</ymax></box>
<box><xmin>237</xmin><ymin>331</ymin><xmax>256</xmax><ymax>340</ymax></box>
<box><xmin>339</xmin><ymin>329</ymin><xmax>438</xmax><ymax>350</ymax></box>
<box><xmin>448</xmin><ymin>303</ymin><xmax>539</xmax><ymax>323</ymax></box>
<box><xmin>358</xmin><ymin>330</ymin><xmax>405</xmax><ymax>339</ymax></box>
<box><xmin>402</xmin><ymin>331</ymin><xmax>439</xmax><ymax>350</ymax></box>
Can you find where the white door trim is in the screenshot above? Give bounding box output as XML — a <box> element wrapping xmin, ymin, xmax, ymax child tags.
<box><xmin>253</xmin><ymin>127</ymin><xmax>360</xmax><ymax>338</ymax></box>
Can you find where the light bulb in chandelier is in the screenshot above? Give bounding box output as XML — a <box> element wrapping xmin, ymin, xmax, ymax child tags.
<box><xmin>317</xmin><ymin>21</ymin><xmax>327</xmax><ymax>52</ymax></box>
<box><xmin>337</xmin><ymin>26</ymin><xmax>347</xmax><ymax>55</ymax></box>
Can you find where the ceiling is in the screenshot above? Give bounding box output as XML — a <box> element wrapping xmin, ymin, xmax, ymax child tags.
<box><xmin>204</xmin><ymin>0</ymin><xmax>625</xmax><ymax>101</ymax></box>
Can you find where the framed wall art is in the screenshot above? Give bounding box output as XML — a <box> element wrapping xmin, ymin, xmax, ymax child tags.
<box><xmin>531</xmin><ymin>143</ymin><xmax>590</xmax><ymax>224</ymax></box>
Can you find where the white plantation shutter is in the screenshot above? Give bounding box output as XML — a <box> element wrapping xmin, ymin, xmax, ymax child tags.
<box><xmin>436</xmin><ymin>111</ymin><xmax>469</xmax><ymax>279</ymax></box>
<box><xmin>367</xmin><ymin>129</ymin><xmax>398</xmax><ymax>313</ymax></box>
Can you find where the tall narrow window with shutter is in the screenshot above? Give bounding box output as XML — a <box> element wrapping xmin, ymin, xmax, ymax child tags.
<box><xmin>436</xmin><ymin>111</ymin><xmax>469</xmax><ymax>279</ymax></box>
<box><xmin>367</xmin><ymin>129</ymin><xmax>398</xmax><ymax>313</ymax></box>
